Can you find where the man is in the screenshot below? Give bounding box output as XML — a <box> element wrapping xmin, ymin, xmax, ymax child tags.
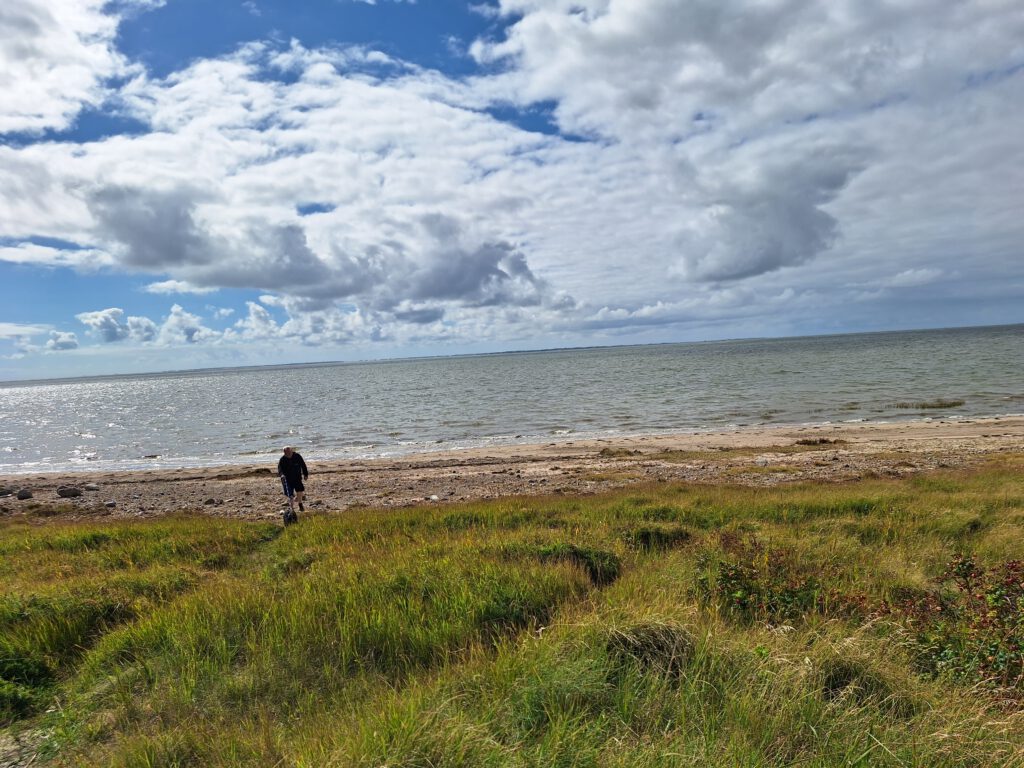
<box><xmin>277</xmin><ymin>446</ymin><xmax>309</xmax><ymax>522</ymax></box>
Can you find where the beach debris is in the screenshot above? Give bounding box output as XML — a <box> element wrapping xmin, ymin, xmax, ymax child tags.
<box><xmin>105</xmin><ymin>501</ymin><xmax>116</xmax><ymax>508</ymax></box>
<box><xmin>429</xmin><ymin>494</ymin><xmax>440</xmax><ymax>501</ymax></box>
<box><xmin>17</xmin><ymin>489</ymin><xmax>33</xmax><ymax>500</ymax></box>
<box><xmin>57</xmin><ymin>486</ymin><xmax>83</xmax><ymax>498</ymax></box>
<box><xmin>84</xmin><ymin>483</ymin><xmax>100</xmax><ymax>491</ymax></box>
<box><xmin>0</xmin><ymin>486</ymin><xmax>12</xmax><ymax>497</ymax></box>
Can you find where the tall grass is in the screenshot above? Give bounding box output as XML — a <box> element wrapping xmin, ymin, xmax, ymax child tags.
<box><xmin>2</xmin><ymin>454</ymin><xmax>1024</xmax><ymax>765</ymax></box>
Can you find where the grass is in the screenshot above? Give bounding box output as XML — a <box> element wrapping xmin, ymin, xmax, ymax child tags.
<box><xmin>3</xmin><ymin>454</ymin><xmax>1024</xmax><ymax>765</ymax></box>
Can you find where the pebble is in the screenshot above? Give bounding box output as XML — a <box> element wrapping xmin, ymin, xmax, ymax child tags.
<box><xmin>57</xmin><ymin>486</ymin><xmax>83</xmax><ymax>498</ymax></box>
<box><xmin>84</xmin><ymin>483</ymin><xmax>100</xmax><ymax>491</ymax></box>
<box><xmin>105</xmin><ymin>501</ymin><xmax>116</xmax><ymax>508</ymax></box>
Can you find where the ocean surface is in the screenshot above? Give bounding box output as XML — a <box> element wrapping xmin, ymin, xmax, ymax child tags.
<box><xmin>1</xmin><ymin>324</ymin><xmax>1021</xmax><ymax>475</ymax></box>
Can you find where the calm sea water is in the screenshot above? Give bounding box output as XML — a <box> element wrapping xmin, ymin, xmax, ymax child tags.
<box><xmin>1</xmin><ymin>325</ymin><xmax>1021</xmax><ymax>475</ymax></box>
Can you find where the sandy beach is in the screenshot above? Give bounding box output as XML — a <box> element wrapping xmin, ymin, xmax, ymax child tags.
<box><xmin>1</xmin><ymin>416</ymin><xmax>1022</xmax><ymax>522</ymax></box>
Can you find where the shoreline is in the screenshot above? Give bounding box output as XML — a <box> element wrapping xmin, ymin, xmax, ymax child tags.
<box><xmin>3</xmin><ymin>411</ymin><xmax>1022</xmax><ymax>478</ymax></box>
<box><xmin>2</xmin><ymin>416</ymin><xmax>1022</xmax><ymax>522</ymax></box>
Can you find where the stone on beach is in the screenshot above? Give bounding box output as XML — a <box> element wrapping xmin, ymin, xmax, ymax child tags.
<box><xmin>17</xmin><ymin>489</ymin><xmax>32</xmax><ymax>500</ymax></box>
<box><xmin>57</xmin><ymin>486</ymin><xmax>83</xmax><ymax>498</ymax></box>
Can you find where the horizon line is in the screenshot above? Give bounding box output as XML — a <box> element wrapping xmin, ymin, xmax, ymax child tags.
<box><xmin>2</xmin><ymin>320</ymin><xmax>1021</xmax><ymax>387</ymax></box>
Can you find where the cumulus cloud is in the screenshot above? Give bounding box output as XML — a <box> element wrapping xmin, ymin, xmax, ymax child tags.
<box><xmin>157</xmin><ymin>304</ymin><xmax>218</xmax><ymax>345</ymax></box>
<box><xmin>229</xmin><ymin>301</ymin><xmax>280</xmax><ymax>340</ymax></box>
<box><xmin>471</xmin><ymin>0</ymin><xmax>1024</xmax><ymax>284</ymax></box>
<box><xmin>127</xmin><ymin>315</ymin><xmax>158</xmax><ymax>342</ymax></box>
<box><xmin>45</xmin><ymin>330</ymin><xmax>79</xmax><ymax>350</ymax></box>
<box><xmin>674</xmin><ymin>150</ymin><xmax>866</xmax><ymax>281</ymax></box>
<box><xmin>75</xmin><ymin>307</ymin><xmax>131</xmax><ymax>342</ymax></box>
<box><xmin>0</xmin><ymin>0</ymin><xmax>159</xmax><ymax>134</ymax></box>
<box><xmin>472</xmin><ymin>0</ymin><xmax>1024</xmax><ymax>142</ymax></box>
<box><xmin>75</xmin><ymin>307</ymin><xmax>161</xmax><ymax>343</ymax></box>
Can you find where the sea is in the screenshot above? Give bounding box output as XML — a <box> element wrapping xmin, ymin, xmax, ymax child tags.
<box><xmin>1</xmin><ymin>324</ymin><xmax>1021</xmax><ymax>475</ymax></box>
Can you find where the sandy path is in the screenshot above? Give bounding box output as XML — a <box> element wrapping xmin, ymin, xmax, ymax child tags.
<box><xmin>1</xmin><ymin>417</ymin><xmax>1021</xmax><ymax>522</ymax></box>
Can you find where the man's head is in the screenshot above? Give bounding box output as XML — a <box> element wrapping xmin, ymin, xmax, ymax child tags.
<box><xmin>283</xmin><ymin>446</ymin><xmax>293</xmax><ymax>457</ymax></box>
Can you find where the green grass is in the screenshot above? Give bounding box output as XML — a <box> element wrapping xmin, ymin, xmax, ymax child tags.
<box><xmin>3</xmin><ymin>453</ymin><xmax>1024</xmax><ymax>765</ymax></box>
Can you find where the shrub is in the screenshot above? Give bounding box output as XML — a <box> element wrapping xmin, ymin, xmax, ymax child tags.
<box><xmin>889</xmin><ymin>555</ymin><xmax>1024</xmax><ymax>691</ymax></box>
<box><xmin>695</xmin><ymin>534</ymin><xmax>851</xmax><ymax>622</ymax></box>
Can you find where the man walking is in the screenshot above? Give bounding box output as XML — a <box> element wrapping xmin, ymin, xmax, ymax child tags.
<box><xmin>278</xmin><ymin>446</ymin><xmax>309</xmax><ymax>523</ymax></box>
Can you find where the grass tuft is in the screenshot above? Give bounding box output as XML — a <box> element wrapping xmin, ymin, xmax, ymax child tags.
<box><xmin>606</xmin><ymin>620</ymin><xmax>694</xmax><ymax>676</ymax></box>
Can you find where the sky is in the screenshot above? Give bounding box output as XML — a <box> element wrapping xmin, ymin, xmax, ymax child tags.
<box><xmin>1</xmin><ymin>0</ymin><xmax>1022</xmax><ymax>380</ymax></box>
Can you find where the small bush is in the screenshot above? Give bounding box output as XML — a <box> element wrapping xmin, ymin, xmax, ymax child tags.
<box><xmin>0</xmin><ymin>677</ymin><xmax>37</xmax><ymax>723</ymax></box>
<box><xmin>695</xmin><ymin>534</ymin><xmax>852</xmax><ymax>622</ymax></box>
<box><xmin>888</xmin><ymin>555</ymin><xmax>1024</xmax><ymax>692</ymax></box>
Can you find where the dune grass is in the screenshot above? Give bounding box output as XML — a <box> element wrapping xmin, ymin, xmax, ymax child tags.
<box><xmin>2</xmin><ymin>453</ymin><xmax>1024</xmax><ymax>765</ymax></box>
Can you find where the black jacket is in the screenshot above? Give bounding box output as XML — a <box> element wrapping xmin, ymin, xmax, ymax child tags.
<box><xmin>277</xmin><ymin>452</ymin><xmax>308</xmax><ymax>482</ymax></box>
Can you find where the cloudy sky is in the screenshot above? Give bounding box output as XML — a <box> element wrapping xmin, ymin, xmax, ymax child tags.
<box><xmin>1</xmin><ymin>0</ymin><xmax>1021</xmax><ymax>380</ymax></box>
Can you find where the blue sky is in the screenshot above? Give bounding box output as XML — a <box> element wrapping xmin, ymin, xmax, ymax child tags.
<box><xmin>1</xmin><ymin>0</ymin><xmax>1022</xmax><ymax>380</ymax></box>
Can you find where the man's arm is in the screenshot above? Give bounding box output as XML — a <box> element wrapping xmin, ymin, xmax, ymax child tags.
<box><xmin>299</xmin><ymin>454</ymin><xmax>309</xmax><ymax>479</ymax></box>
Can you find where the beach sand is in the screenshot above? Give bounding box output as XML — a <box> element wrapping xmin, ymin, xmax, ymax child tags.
<box><xmin>1</xmin><ymin>416</ymin><xmax>1022</xmax><ymax>522</ymax></box>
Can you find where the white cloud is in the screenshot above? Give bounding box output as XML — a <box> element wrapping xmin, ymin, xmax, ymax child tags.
<box><xmin>45</xmin><ymin>330</ymin><xmax>79</xmax><ymax>350</ymax></box>
<box><xmin>0</xmin><ymin>322</ymin><xmax>51</xmax><ymax>339</ymax></box>
<box><xmin>228</xmin><ymin>301</ymin><xmax>280</xmax><ymax>340</ymax></box>
<box><xmin>75</xmin><ymin>307</ymin><xmax>130</xmax><ymax>342</ymax></box>
<box><xmin>127</xmin><ymin>315</ymin><xmax>158</xmax><ymax>342</ymax></box>
<box><xmin>156</xmin><ymin>304</ymin><xmax>218</xmax><ymax>345</ymax></box>
<box><xmin>0</xmin><ymin>0</ymin><xmax>160</xmax><ymax>134</ymax></box>
<box><xmin>145</xmin><ymin>280</ymin><xmax>218</xmax><ymax>295</ymax></box>
<box><xmin>881</xmin><ymin>268</ymin><xmax>945</xmax><ymax>289</ymax></box>
<box><xmin>0</xmin><ymin>241</ymin><xmax>113</xmax><ymax>269</ymax></box>
<box><xmin>75</xmin><ymin>307</ymin><xmax>160</xmax><ymax>343</ymax></box>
